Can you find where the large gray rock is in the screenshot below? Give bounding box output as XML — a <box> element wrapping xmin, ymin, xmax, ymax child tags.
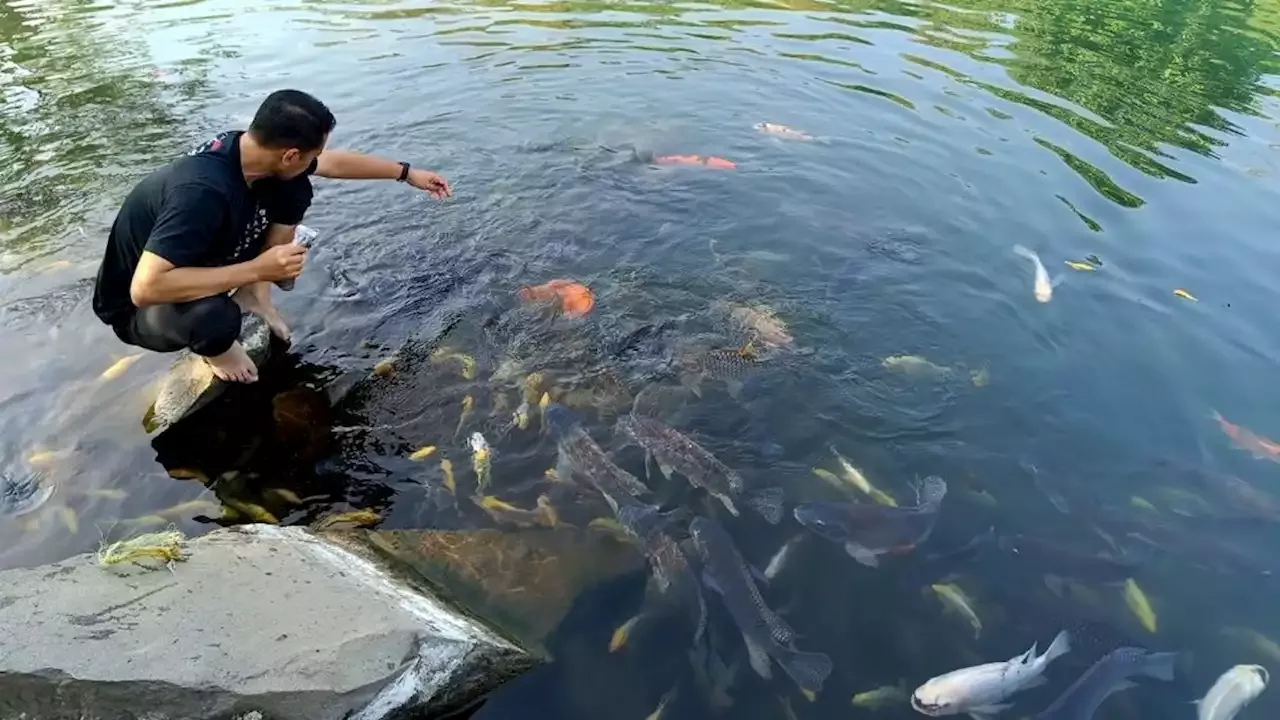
<box><xmin>0</xmin><ymin>525</ymin><xmax>539</xmax><ymax>720</ymax></box>
<box><xmin>144</xmin><ymin>311</ymin><xmax>272</xmax><ymax>434</ymax></box>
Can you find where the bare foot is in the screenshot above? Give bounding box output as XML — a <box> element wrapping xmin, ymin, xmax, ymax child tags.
<box><xmin>204</xmin><ymin>342</ymin><xmax>258</xmax><ymax>383</ymax></box>
<box><xmin>233</xmin><ymin>283</ymin><xmax>291</xmax><ymax>344</ymax></box>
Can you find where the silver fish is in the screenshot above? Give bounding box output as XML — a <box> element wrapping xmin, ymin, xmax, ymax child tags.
<box><xmin>763</xmin><ymin>534</ymin><xmax>804</xmax><ymax>581</ymax></box>
<box><xmin>617</xmin><ymin>414</ymin><xmax>783</xmax><ymax>524</ymax></box>
<box><xmin>793</xmin><ymin>476</ymin><xmax>946</xmax><ymax>567</ymax></box>
<box><xmin>544</xmin><ymin>404</ymin><xmax>651</xmax><ymax>512</ymax></box>
<box><xmin>912</xmin><ymin>631</ymin><xmax>1071</xmax><ymax>717</ymax></box>
<box><xmin>690</xmin><ymin>516</ymin><xmax>832</xmax><ymax>695</ymax></box>
<box><xmin>1198</xmin><ymin>664</ymin><xmax>1268</xmax><ymax>720</ymax></box>
<box><xmin>1033</xmin><ymin>647</ymin><xmax>1177</xmax><ymax>719</ymax></box>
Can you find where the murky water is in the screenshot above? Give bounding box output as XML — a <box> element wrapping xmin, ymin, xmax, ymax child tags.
<box><xmin>6</xmin><ymin>0</ymin><xmax>1280</xmax><ymax>717</ymax></box>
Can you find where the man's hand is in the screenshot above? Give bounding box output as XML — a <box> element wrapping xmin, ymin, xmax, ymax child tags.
<box><xmin>406</xmin><ymin>168</ymin><xmax>451</xmax><ymax>200</ymax></box>
<box><xmin>253</xmin><ymin>243</ymin><xmax>306</xmax><ymax>283</ymax></box>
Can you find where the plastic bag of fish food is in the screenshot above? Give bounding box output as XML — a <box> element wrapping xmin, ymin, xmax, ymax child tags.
<box><xmin>277</xmin><ymin>224</ymin><xmax>318</xmax><ymax>291</ymax></box>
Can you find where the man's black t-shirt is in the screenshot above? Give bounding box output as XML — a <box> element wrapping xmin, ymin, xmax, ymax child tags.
<box><xmin>92</xmin><ymin>131</ymin><xmax>316</xmax><ymax>326</ymax></box>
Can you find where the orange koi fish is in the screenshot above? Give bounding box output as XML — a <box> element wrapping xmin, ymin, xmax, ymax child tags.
<box><xmin>653</xmin><ymin>154</ymin><xmax>736</xmax><ymax>170</ymax></box>
<box><xmin>1214</xmin><ymin>410</ymin><xmax>1280</xmax><ymax>462</ymax></box>
<box><xmin>517</xmin><ymin>279</ymin><xmax>595</xmax><ymax>317</ymax></box>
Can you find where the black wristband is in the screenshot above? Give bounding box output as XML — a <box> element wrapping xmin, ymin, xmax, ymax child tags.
<box><xmin>397</xmin><ymin>162</ymin><xmax>411</xmax><ymax>182</ymax></box>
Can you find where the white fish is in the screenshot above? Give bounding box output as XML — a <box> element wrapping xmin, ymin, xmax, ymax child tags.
<box><xmin>1013</xmin><ymin>245</ymin><xmax>1053</xmax><ymax>303</ymax></box>
<box><xmin>763</xmin><ymin>535</ymin><xmax>803</xmax><ymax>581</ymax></box>
<box><xmin>1198</xmin><ymin>665</ymin><xmax>1268</xmax><ymax>720</ymax></box>
<box><xmin>912</xmin><ymin>630</ymin><xmax>1071</xmax><ymax>717</ymax></box>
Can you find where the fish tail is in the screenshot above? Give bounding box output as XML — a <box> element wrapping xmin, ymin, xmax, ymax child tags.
<box><xmin>1012</xmin><ymin>244</ymin><xmax>1038</xmax><ymax>262</ymax></box>
<box><xmin>746</xmin><ymin>486</ymin><xmax>785</xmax><ymax>524</ymax></box>
<box><xmin>778</xmin><ymin>648</ymin><xmax>833</xmax><ymax>695</ymax></box>
<box><xmin>1043</xmin><ymin>629</ymin><xmax>1071</xmax><ymax>664</ymax></box>
<box><xmin>1138</xmin><ymin>651</ymin><xmax>1178</xmax><ymax>681</ymax></box>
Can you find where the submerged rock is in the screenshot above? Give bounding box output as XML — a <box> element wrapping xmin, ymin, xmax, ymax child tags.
<box><xmin>345</xmin><ymin>527</ymin><xmax>645</xmax><ymax>656</ymax></box>
<box><xmin>0</xmin><ymin>524</ymin><xmax>538</xmax><ymax>720</ymax></box>
<box><xmin>144</xmin><ymin>312</ymin><xmax>272</xmax><ymax>434</ymax></box>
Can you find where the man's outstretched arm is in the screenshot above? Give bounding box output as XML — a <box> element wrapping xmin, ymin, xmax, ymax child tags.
<box><xmin>315</xmin><ymin>149</ymin><xmax>451</xmax><ymax>199</ymax></box>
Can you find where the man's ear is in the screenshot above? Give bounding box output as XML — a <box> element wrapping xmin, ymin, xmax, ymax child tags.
<box><xmin>281</xmin><ymin>148</ymin><xmax>302</xmax><ymax>166</ymax></box>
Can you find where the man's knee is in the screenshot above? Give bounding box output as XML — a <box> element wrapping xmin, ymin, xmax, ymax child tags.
<box><xmin>186</xmin><ymin>295</ymin><xmax>241</xmax><ymax>357</ymax></box>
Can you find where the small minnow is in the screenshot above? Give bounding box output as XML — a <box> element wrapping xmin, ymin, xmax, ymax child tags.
<box><xmin>654</xmin><ymin>154</ymin><xmax>736</xmax><ymax>169</ymax></box>
<box><xmin>1064</xmin><ymin>261</ymin><xmax>1095</xmax><ymax>271</ymax></box>
<box><xmin>454</xmin><ymin>395</ymin><xmax>475</xmax><ymax>440</ymax></box>
<box><xmin>100</xmin><ymin>353</ymin><xmax>143</xmax><ymax>381</ymax></box>
<box><xmin>1174</xmin><ymin>288</ymin><xmax>1198</xmax><ymax>301</ymax></box>
<box><xmin>931</xmin><ymin>582</ymin><xmax>982</xmax><ymax>638</ymax></box>
<box><xmin>754</xmin><ymin>122</ymin><xmax>812</xmax><ymax>140</ymax></box>
<box><xmin>763</xmin><ymin>535</ymin><xmax>804</xmax><ymax>581</ymax></box>
<box><xmin>469</xmin><ymin>432</ymin><xmax>492</xmax><ymax>495</ymax></box>
<box><xmin>440</xmin><ymin>459</ymin><xmax>456</xmax><ymax>495</ymax></box>
<box><xmin>409</xmin><ymin>445</ymin><xmax>438</xmax><ymax>461</ymax></box>
<box><xmin>852</xmin><ymin>681</ymin><xmax>909</xmax><ymax>710</ymax></box>
<box><xmin>610</xmin><ymin>613</ymin><xmax>643</xmax><ymax>652</ymax></box>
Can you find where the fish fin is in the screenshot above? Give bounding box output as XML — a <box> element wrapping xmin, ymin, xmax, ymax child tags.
<box><xmin>844</xmin><ymin>541</ymin><xmax>880</xmax><ymax>567</ymax></box>
<box><xmin>1043</xmin><ymin>629</ymin><xmax>1071</xmax><ymax>664</ymax></box>
<box><xmin>763</xmin><ymin>608</ymin><xmax>798</xmax><ymax>646</ymax></box>
<box><xmin>746</xmin><ymin>486</ymin><xmax>784</xmax><ymax>524</ymax></box>
<box><xmin>719</xmin><ymin>493</ymin><xmax>741</xmax><ymax>517</ymax></box>
<box><xmin>644</xmin><ymin>451</ymin><xmax>654</xmax><ymax>482</ymax></box>
<box><xmin>1017</xmin><ymin>643</ymin><xmax>1038</xmax><ymax>665</ymax></box>
<box><xmin>680</xmin><ymin>373</ymin><xmax>704</xmax><ymax>398</ymax></box>
<box><xmin>702</xmin><ymin>570</ymin><xmax>724</xmax><ymax>596</ymax></box>
<box><xmin>750</xmin><ymin>564</ymin><xmax>770</xmax><ymax>584</ymax></box>
<box><xmin>967</xmin><ymin>703</ymin><xmax>1011</xmax><ymax>720</ymax></box>
<box><xmin>779</xmin><ymin>649</ymin><xmax>832</xmax><ymax>696</ymax></box>
<box><xmin>1051</xmin><ymin>274</ymin><xmax>1065</xmax><ymax>288</ymax></box>
<box><xmin>555</xmin><ymin>452</ymin><xmax>575</xmax><ymax>486</ymax></box>
<box><xmin>725</xmin><ymin>378</ymin><xmax>745</xmax><ymax>400</ymax></box>
<box><xmin>1042</xmin><ymin>574</ymin><xmax>1066</xmax><ymax>597</ymax></box>
<box><xmin>743</xmin><ymin>632</ymin><xmax>773</xmax><ymax>680</ymax></box>
<box><xmin>1112</xmin><ymin>680</ymin><xmax>1138</xmax><ymax>694</ymax></box>
<box><xmin>1139</xmin><ymin>651</ymin><xmax>1178</xmax><ymax>681</ymax></box>
<box><xmin>1022</xmin><ymin>675</ymin><xmax>1048</xmax><ymax>689</ymax></box>
<box><xmin>658</xmin><ymin>462</ymin><xmax>676</xmax><ymax>481</ymax></box>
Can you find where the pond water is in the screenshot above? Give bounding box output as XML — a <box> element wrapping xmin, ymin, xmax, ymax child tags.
<box><xmin>5</xmin><ymin>0</ymin><xmax>1280</xmax><ymax>717</ymax></box>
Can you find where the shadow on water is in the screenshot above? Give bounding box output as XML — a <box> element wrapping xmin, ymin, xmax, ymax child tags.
<box><xmin>6</xmin><ymin>0</ymin><xmax>1280</xmax><ymax>718</ymax></box>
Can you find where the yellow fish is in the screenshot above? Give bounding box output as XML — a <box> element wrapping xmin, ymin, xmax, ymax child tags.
<box><xmin>477</xmin><ymin>495</ymin><xmax>545</xmax><ymax>527</ymax></box>
<box><xmin>313</xmin><ymin>508</ymin><xmax>380</xmax><ymax>530</ymax></box>
<box><xmin>166</xmin><ymin>467</ymin><xmax>210</xmax><ymax>483</ymax></box>
<box><xmin>522</xmin><ymin>372</ymin><xmax>546</xmax><ymax>404</ymax></box>
<box><xmin>970</xmin><ymin>364</ymin><xmax>990</xmax><ymax>388</ymax></box>
<box><xmin>25</xmin><ymin>449</ymin><xmax>63</xmax><ymax>467</ymax></box>
<box><xmin>372</xmin><ymin>356</ymin><xmax>397</xmax><ymax>377</ymax></box>
<box><xmin>121</xmin><ymin>514</ymin><xmax>170</xmax><ymax>531</ymax></box>
<box><xmin>222</xmin><ymin>498</ymin><xmax>279</xmax><ymax>525</ymax></box>
<box><xmin>1129</xmin><ymin>496</ymin><xmax>1158</xmax><ymax>512</ymax></box>
<box><xmin>610</xmin><ymin>613</ymin><xmax>642</xmax><ymax>652</ymax></box>
<box><xmin>156</xmin><ymin>499</ymin><xmax>223</xmax><ymax>520</ymax></box>
<box><xmin>263</xmin><ymin>487</ymin><xmax>304</xmax><ymax>506</ymax></box>
<box><xmin>1174</xmin><ymin>288</ymin><xmax>1197</xmax><ymax>301</ymax></box>
<box><xmin>513</xmin><ymin>400</ymin><xmax>531</xmax><ymax>431</ymax></box>
<box><xmin>454</xmin><ymin>395</ymin><xmax>474</xmax><ymax>440</ymax></box>
<box><xmin>931</xmin><ymin>583</ymin><xmax>982</xmax><ymax>638</ymax></box>
<box><xmin>409</xmin><ymin>445</ymin><xmax>438</xmax><ymax>461</ymax></box>
<box><xmin>588</xmin><ymin>517</ymin><xmax>633</xmax><ymax>542</ymax></box>
<box><xmin>1064</xmin><ymin>261</ymin><xmax>1095</xmax><ymax>271</ymax></box>
<box><xmin>430</xmin><ymin>348</ymin><xmax>477</xmax><ymax>380</ymax></box>
<box><xmin>535</xmin><ymin>494</ymin><xmax>559</xmax><ymax>528</ymax></box>
<box><xmin>58</xmin><ymin>507</ymin><xmax>79</xmax><ymax>534</ymax></box>
<box><xmin>646</xmin><ymin>686</ymin><xmax>677</xmax><ymax>720</ymax></box>
<box><xmin>829</xmin><ymin>447</ymin><xmax>898</xmax><ymax>506</ymax></box>
<box><xmin>81</xmin><ymin>488</ymin><xmax>128</xmax><ymax>501</ymax></box>
<box><xmin>100</xmin><ymin>353</ymin><xmax>143</xmax><ymax>381</ymax></box>
<box><xmin>440</xmin><ymin>459</ymin><xmax>456</xmax><ymax>495</ymax></box>
<box><xmin>1123</xmin><ymin>578</ymin><xmax>1157</xmax><ymax>632</ymax></box>
<box><xmin>851</xmin><ymin>681</ymin><xmax>908</xmax><ymax>709</ymax></box>
<box><xmin>1222</xmin><ymin>627</ymin><xmax>1280</xmax><ymax>665</ymax></box>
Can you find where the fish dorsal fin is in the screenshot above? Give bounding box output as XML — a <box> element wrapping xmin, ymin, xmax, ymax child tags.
<box><xmin>1020</xmin><ymin>643</ymin><xmax>1038</xmax><ymax>664</ymax></box>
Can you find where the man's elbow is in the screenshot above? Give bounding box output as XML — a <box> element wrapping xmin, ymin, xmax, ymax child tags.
<box><xmin>129</xmin><ymin>277</ymin><xmax>161</xmax><ymax>307</ymax></box>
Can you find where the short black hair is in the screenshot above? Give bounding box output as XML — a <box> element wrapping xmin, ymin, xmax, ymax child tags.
<box><xmin>248</xmin><ymin>90</ymin><xmax>336</xmax><ymax>152</ymax></box>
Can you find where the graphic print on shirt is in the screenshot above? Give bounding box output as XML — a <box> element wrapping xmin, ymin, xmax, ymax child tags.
<box><xmin>190</xmin><ymin>132</ymin><xmax>268</xmax><ymax>264</ymax></box>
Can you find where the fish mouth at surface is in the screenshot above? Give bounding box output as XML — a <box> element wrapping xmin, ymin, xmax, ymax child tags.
<box><xmin>910</xmin><ymin>693</ymin><xmax>945</xmax><ymax>716</ymax></box>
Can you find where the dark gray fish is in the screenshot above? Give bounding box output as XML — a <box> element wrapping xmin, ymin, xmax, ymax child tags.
<box><xmin>616</xmin><ymin>502</ymin><xmax>707</xmax><ymax>643</ymax></box>
<box><xmin>997</xmin><ymin>534</ymin><xmax>1139</xmax><ymax>583</ymax></box>
<box><xmin>0</xmin><ymin>471</ymin><xmax>53</xmax><ymax>517</ymax></box>
<box><xmin>1173</xmin><ymin>464</ymin><xmax>1280</xmax><ymax>522</ymax></box>
<box><xmin>544</xmin><ymin>404</ymin><xmax>651</xmax><ymax>512</ymax></box>
<box><xmin>616</xmin><ymin>414</ymin><xmax>783</xmax><ymax>524</ymax></box>
<box><xmin>1024</xmin><ymin>461</ymin><xmax>1070</xmax><ymax>514</ymax></box>
<box><xmin>1033</xmin><ymin>647</ymin><xmax>1177</xmax><ymax>719</ymax></box>
<box><xmin>678</xmin><ymin>346</ymin><xmax>763</xmax><ymax>398</ymax></box>
<box><xmin>690</xmin><ymin>516</ymin><xmax>832</xmax><ymax>695</ymax></box>
<box><xmin>793</xmin><ymin>476</ymin><xmax>946</xmax><ymax>567</ymax></box>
